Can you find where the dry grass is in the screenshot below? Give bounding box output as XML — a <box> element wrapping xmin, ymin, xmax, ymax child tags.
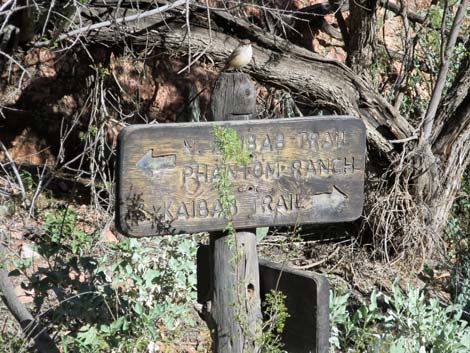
<box><xmin>366</xmin><ymin>146</ymin><xmax>441</xmax><ymax>272</ymax></box>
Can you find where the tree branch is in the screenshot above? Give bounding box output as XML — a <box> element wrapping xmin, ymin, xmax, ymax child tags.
<box><xmin>34</xmin><ymin>3</ymin><xmax>415</xmax><ymax>156</ymax></box>
<box><xmin>379</xmin><ymin>0</ymin><xmax>425</xmax><ymax>23</ymax></box>
<box><xmin>35</xmin><ymin>0</ymin><xmax>189</xmax><ymax>46</ymax></box>
<box><xmin>55</xmin><ymin>0</ymin><xmax>417</xmax><ymax>155</ymax></box>
<box><xmin>0</xmin><ymin>139</ymin><xmax>26</xmax><ymax>201</ymax></box>
<box><xmin>0</xmin><ymin>242</ymin><xmax>60</xmax><ymax>353</ymax></box>
<box><xmin>379</xmin><ymin>0</ymin><xmax>468</xmax><ymax>43</ymax></box>
<box><xmin>103</xmin><ymin>23</ymin><xmax>415</xmax><ymax>155</ymax></box>
<box><xmin>432</xmin><ymin>37</ymin><xmax>470</xmax><ymax>149</ymax></box>
<box><xmin>421</xmin><ymin>0</ymin><xmax>469</xmax><ymax>142</ymax></box>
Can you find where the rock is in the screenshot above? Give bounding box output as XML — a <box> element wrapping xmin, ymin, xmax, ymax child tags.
<box><xmin>20</xmin><ymin>243</ymin><xmax>40</xmax><ymax>259</ymax></box>
<box><xmin>103</xmin><ymin>229</ymin><xmax>118</xmax><ymax>243</ymax></box>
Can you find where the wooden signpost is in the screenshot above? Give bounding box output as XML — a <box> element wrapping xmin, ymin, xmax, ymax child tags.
<box><xmin>116</xmin><ymin>72</ymin><xmax>366</xmax><ymax>353</ymax></box>
<box><xmin>116</xmin><ymin>117</ymin><xmax>365</xmax><ymax>237</ymax></box>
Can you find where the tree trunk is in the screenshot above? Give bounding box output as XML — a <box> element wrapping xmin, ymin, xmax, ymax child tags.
<box><xmin>347</xmin><ymin>0</ymin><xmax>378</xmax><ymax>78</ymax></box>
<box><xmin>428</xmin><ymin>36</ymin><xmax>470</xmax><ymax>234</ymax></box>
<box><xmin>432</xmin><ymin>38</ymin><xmax>470</xmax><ymax>151</ymax></box>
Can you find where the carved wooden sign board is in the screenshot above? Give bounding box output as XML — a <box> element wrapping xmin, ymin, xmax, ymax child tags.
<box><xmin>116</xmin><ymin>116</ymin><xmax>366</xmax><ymax>237</ymax></box>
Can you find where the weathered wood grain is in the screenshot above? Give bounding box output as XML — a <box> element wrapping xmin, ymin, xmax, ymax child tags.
<box><xmin>211</xmin><ymin>73</ymin><xmax>257</xmax><ymax>121</ymax></box>
<box><xmin>116</xmin><ymin>116</ymin><xmax>366</xmax><ymax>237</ymax></box>
<box><xmin>209</xmin><ymin>232</ymin><xmax>262</xmax><ymax>352</ymax></box>
<box><xmin>208</xmin><ymin>72</ymin><xmax>261</xmax><ymax>353</ymax></box>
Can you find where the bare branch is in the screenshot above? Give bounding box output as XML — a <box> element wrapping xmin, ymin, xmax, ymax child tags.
<box><xmin>379</xmin><ymin>0</ymin><xmax>425</xmax><ymax>23</ymax></box>
<box><xmin>0</xmin><ymin>241</ymin><xmax>60</xmax><ymax>353</ymax></box>
<box><xmin>0</xmin><ymin>49</ymin><xmax>31</xmax><ymax>86</ymax></box>
<box><xmin>421</xmin><ymin>0</ymin><xmax>469</xmax><ymax>142</ymax></box>
<box><xmin>36</xmin><ymin>0</ymin><xmax>189</xmax><ymax>46</ymax></box>
<box><xmin>185</xmin><ymin>0</ymin><xmax>192</xmax><ymax>72</ymax></box>
<box><xmin>0</xmin><ymin>0</ymin><xmax>14</xmax><ymax>12</ymax></box>
<box><xmin>0</xmin><ymin>139</ymin><xmax>26</xmax><ymax>201</ymax></box>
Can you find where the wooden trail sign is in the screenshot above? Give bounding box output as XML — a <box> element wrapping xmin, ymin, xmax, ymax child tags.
<box><xmin>116</xmin><ymin>116</ymin><xmax>366</xmax><ymax>237</ymax></box>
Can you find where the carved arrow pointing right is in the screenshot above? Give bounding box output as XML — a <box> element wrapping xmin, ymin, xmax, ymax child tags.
<box><xmin>311</xmin><ymin>186</ymin><xmax>347</xmax><ymax>210</ymax></box>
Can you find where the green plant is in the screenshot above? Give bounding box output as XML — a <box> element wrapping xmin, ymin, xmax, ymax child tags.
<box><xmin>212</xmin><ymin>124</ymin><xmax>250</xmax><ymax>237</ymax></box>
<box><xmin>89</xmin><ymin>64</ymin><xmax>110</xmax><ymax>78</ymax></box>
<box><xmin>42</xmin><ymin>208</ymin><xmax>94</xmax><ymax>255</ymax></box>
<box><xmin>4</xmin><ymin>203</ymin><xmax>200</xmax><ymax>352</ymax></box>
<box><xmin>79</xmin><ymin>236</ymin><xmax>196</xmax><ymax>350</ymax></box>
<box><xmin>259</xmin><ymin>290</ymin><xmax>290</xmax><ymax>353</ymax></box>
<box><xmin>330</xmin><ymin>289</ymin><xmax>384</xmax><ymax>352</ymax></box>
<box><xmin>19</xmin><ymin>170</ymin><xmax>35</xmax><ymax>192</ymax></box>
<box><xmin>53</xmin><ymin>235</ymin><xmax>199</xmax><ymax>352</ymax></box>
<box><xmin>329</xmin><ymin>283</ymin><xmax>470</xmax><ymax>353</ymax></box>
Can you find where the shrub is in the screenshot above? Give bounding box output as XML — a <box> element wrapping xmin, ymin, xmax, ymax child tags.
<box><xmin>330</xmin><ymin>283</ymin><xmax>470</xmax><ymax>353</ymax></box>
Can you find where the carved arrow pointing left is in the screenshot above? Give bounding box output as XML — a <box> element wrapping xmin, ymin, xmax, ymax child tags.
<box><xmin>136</xmin><ymin>150</ymin><xmax>176</xmax><ymax>174</ymax></box>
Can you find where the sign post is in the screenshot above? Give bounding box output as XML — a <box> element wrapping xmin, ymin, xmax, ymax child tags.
<box><xmin>207</xmin><ymin>72</ymin><xmax>262</xmax><ymax>353</ymax></box>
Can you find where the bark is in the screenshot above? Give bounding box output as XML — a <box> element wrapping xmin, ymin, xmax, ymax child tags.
<box><xmin>428</xmin><ymin>38</ymin><xmax>470</xmax><ymax>232</ymax></box>
<box><xmin>347</xmin><ymin>0</ymin><xmax>378</xmax><ymax>77</ymax></box>
<box><xmin>431</xmin><ymin>100</ymin><xmax>470</xmax><ymax>233</ymax></box>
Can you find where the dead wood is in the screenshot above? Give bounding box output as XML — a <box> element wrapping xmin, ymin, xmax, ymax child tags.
<box><xmin>74</xmin><ymin>9</ymin><xmax>414</xmax><ymax>157</ymax></box>
<box><xmin>0</xmin><ymin>242</ymin><xmax>60</xmax><ymax>353</ymax></box>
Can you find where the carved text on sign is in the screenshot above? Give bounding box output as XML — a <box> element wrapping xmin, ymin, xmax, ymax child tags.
<box><xmin>116</xmin><ymin>116</ymin><xmax>366</xmax><ymax>236</ymax></box>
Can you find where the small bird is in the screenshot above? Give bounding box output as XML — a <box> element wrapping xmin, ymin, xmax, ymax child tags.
<box><xmin>223</xmin><ymin>39</ymin><xmax>253</xmax><ymax>71</ymax></box>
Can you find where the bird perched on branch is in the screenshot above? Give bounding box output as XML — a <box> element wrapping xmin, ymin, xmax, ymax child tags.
<box><xmin>223</xmin><ymin>39</ymin><xmax>253</xmax><ymax>71</ymax></box>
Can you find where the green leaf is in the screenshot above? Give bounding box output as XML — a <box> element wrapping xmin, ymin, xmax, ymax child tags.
<box><xmin>134</xmin><ymin>302</ymin><xmax>144</xmax><ymax>315</ymax></box>
<box><xmin>144</xmin><ymin>269</ymin><xmax>161</xmax><ymax>284</ymax></box>
<box><xmin>110</xmin><ymin>316</ymin><xmax>126</xmax><ymax>333</ymax></box>
<box><xmin>256</xmin><ymin>227</ymin><xmax>269</xmax><ymax>243</ymax></box>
